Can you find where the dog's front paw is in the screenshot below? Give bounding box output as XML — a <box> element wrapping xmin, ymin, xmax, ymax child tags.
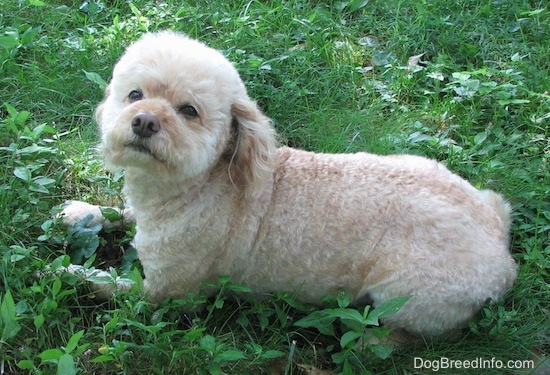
<box><xmin>65</xmin><ymin>264</ymin><xmax>135</xmax><ymax>300</ymax></box>
<box><xmin>59</xmin><ymin>200</ymin><xmax>105</xmax><ymax>227</ymax></box>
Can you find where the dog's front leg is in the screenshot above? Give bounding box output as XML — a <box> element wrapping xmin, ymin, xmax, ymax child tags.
<box><xmin>59</xmin><ymin>200</ymin><xmax>134</xmax><ymax>229</ymax></box>
<box><xmin>65</xmin><ymin>264</ymin><xmax>134</xmax><ymax>299</ymax></box>
<box><xmin>55</xmin><ymin>201</ymin><xmax>137</xmax><ymax>300</ymax></box>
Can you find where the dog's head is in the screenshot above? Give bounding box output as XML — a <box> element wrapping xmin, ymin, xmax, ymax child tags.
<box><xmin>96</xmin><ymin>31</ymin><xmax>276</xmax><ymax>197</ymax></box>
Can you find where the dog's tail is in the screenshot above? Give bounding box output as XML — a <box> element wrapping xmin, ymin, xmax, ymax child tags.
<box><xmin>479</xmin><ymin>189</ymin><xmax>512</xmax><ymax>236</ymax></box>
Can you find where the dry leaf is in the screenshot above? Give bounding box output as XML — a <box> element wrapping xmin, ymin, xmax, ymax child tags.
<box><xmin>408</xmin><ymin>52</ymin><xmax>426</xmax><ymax>68</ymax></box>
<box><xmin>296</xmin><ymin>363</ymin><xmax>337</xmax><ymax>375</ymax></box>
<box><xmin>268</xmin><ymin>358</ymin><xmax>287</xmax><ymax>375</ymax></box>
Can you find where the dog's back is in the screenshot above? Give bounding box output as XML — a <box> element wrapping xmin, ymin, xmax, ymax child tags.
<box><xmin>238</xmin><ymin>147</ymin><xmax>516</xmax><ymax>336</ymax></box>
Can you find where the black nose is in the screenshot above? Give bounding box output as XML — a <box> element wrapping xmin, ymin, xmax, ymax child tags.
<box><xmin>132</xmin><ymin>112</ymin><xmax>160</xmax><ymax>138</ymax></box>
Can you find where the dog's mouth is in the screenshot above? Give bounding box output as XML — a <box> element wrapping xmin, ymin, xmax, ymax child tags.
<box><xmin>125</xmin><ymin>141</ymin><xmax>165</xmax><ymax>162</ymax></box>
<box><xmin>128</xmin><ymin>143</ymin><xmax>152</xmax><ymax>154</ymax></box>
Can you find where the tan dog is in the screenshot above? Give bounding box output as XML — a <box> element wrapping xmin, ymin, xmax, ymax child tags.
<box><xmin>63</xmin><ymin>31</ymin><xmax>516</xmax><ymax>337</ymax></box>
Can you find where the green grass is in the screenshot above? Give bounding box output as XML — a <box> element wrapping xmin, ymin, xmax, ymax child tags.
<box><xmin>1</xmin><ymin>0</ymin><xmax>549</xmax><ymax>374</ymax></box>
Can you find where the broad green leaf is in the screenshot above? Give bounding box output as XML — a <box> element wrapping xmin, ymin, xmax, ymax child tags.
<box><xmin>342</xmin><ymin>357</ymin><xmax>353</xmax><ymax>375</ymax></box>
<box><xmin>326</xmin><ymin>308</ymin><xmax>365</xmax><ymax>323</ymax></box>
<box><xmin>1</xmin><ymin>290</ymin><xmax>17</xmax><ymax>323</ymax></box>
<box><xmin>57</xmin><ymin>354</ymin><xmax>76</xmax><ymax>375</ymax></box>
<box><xmin>67</xmin><ymin>215</ymin><xmax>102</xmax><ymax>263</ymax></box>
<box><xmin>17</xmin><ymin>144</ymin><xmax>56</xmax><ymax>155</ymax></box>
<box><xmin>185</xmin><ymin>327</ymin><xmax>207</xmax><ymax>341</ymax></box>
<box><xmin>215</xmin><ymin>349</ymin><xmax>246</xmax><ymax>362</ymax></box>
<box><xmin>15</xmin><ymin>110</ymin><xmax>31</xmax><ymax>125</ymax></box>
<box><xmin>1</xmin><ymin>289</ymin><xmax>21</xmax><ymax>340</ymax></box>
<box><xmin>294</xmin><ymin>310</ymin><xmax>336</xmax><ymax>335</ymax></box>
<box><xmin>127</xmin><ymin>266</ymin><xmax>144</xmax><ymax>291</ymax></box>
<box><xmin>73</xmin><ymin>344</ymin><xmax>90</xmax><ymax>360</ymax></box>
<box><xmin>331</xmin><ymin>350</ymin><xmax>347</xmax><ymax>364</ymax></box>
<box><xmin>121</xmin><ymin>247</ymin><xmax>139</xmax><ymax>273</ymax></box>
<box><xmin>91</xmin><ymin>354</ymin><xmax>115</xmax><ymax>363</ymax></box>
<box><xmin>226</xmin><ymin>283</ymin><xmax>252</xmax><ymax>293</ymax></box>
<box><xmin>340</xmin><ymin>331</ymin><xmax>362</xmax><ymax>348</ymax></box>
<box><xmin>260</xmin><ymin>350</ymin><xmax>285</xmax><ymax>359</ymax></box>
<box><xmin>0</xmin><ymin>36</ymin><xmax>19</xmax><ymax>50</ymax></box>
<box><xmin>30</xmin><ymin>182</ymin><xmax>51</xmax><ymax>194</ymax></box>
<box><xmin>85</xmin><ymin>275</ymin><xmax>115</xmax><ymax>284</ymax></box>
<box><xmin>52</xmin><ymin>278</ymin><xmax>62</xmax><ymax>297</ymax></box>
<box><xmin>10</xmin><ymin>254</ymin><xmax>25</xmax><ymax>262</ymax></box>
<box><xmin>214</xmin><ymin>298</ymin><xmax>224</xmax><ymax>309</ymax></box>
<box><xmin>61</xmin><ymin>255</ymin><xmax>72</xmax><ymax>267</ymax></box>
<box><xmin>208</xmin><ymin>362</ymin><xmax>223</xmax><ymax>375</ymax></box>
<box><xmin>13</xmin><ymin>167</ymin><xmax>31</xmax><ymax>183</ymax></box>
<box><xmin>17</xmin><ymin>360</ymin><xmax>35</xmax><ymax>370</ymax></box>
<box><xmin>4</xmin><ymin>103</ymin><xmax>17</xmax><ymax>116</ymax></box>
<box><xmin>34</xmin><ymin>314</ymin><xmax>45</xmax><ymax>329</ymax></box>
<box><xmin>365</xmin><ymin>296</ymin><xmax>411</xmax><ymax>325</ymax></box>
<box><xmin>474</xmin><ymin>132</ymin><xmax>487</xmax><ymax>145</ymax></box>
<box><xmin>372</xmin><ymin>50</ymin><xmax>395</xmax><ymax>66</ymax></box>
<box><xmin>347</xmin><ymin>0</ymin><xmax>369</xmax><ymax>12</ymax></box>
<box><xmin>200</xmin><ymin>335</ymin><xmax>217</xmax><ymax>352</ymax></box>
<box><xmin>217</xmin><ymin>275</ymin><xmax>231</xmax><ymax>284</ymax></box>
<box><xmin>83</xmin><ymin>70</ymin><xmax>107</xmax><ymax>90</ymax></box>
<box><xmin>336</xmin><ymin>291</ymin><xmax>351</xmax><ymax>308</ymax></box>
<box><xmin>370</xmin><ymin>344</ymin><xmax>393</xmax><ymax>359</ymax></box>
<box><xmin>38</xmin><ymin>348</ymin><xmax>64</xmax><ymax>361</ymax></box>
<box><xmin>33</xmin><ymin>177</ymin><xmax>56</xmax><ymax>187</ymax></box>
<box><xmin>103</xmin><ymin>316</ymin><xmax>119</xmax><ymax>332</ymax></box>
<box><xmin>100</xmin><ymin>207</ymin><xmax>122</xmax><ymax>222</ymax></box>
<box><xmin>65</xmin><ymin>330</ymin><xmax>85</xmax><ymax>354</ymax></box>
<box><xmin>31</xmin><ymin>123</ymin><xmax>55</xmax><ymax>138</ymax></box>
<box><xmin>452</xmin><ymin>72</ymin><xmax>471</xmax><ymax>81</ymax></box>
<box><xmin>129</xmin><ymin>2</ymin><xmax>143</xmax><ymax>17</ymax></box>
<box><xmin>48</xmin><ymin>255</ymin><xmax>71</xmax><ymax>271</ymax></box>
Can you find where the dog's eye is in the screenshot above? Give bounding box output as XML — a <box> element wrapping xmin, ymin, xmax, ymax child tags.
<box><xmin>128</xmin><ymin>90</ymin><xmax>143</xmax><ymax>102</ymax></box>
<box><xmin>178</xmin><ymin>105</ymin><xmax>199</xmax><ymax>118</ymax></box>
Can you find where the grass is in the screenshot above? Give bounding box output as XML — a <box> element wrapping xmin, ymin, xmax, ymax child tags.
<box><xmin>1</xmin><ymin>0</ymin><xmax>549</xmax><ymax>374</ymax></box>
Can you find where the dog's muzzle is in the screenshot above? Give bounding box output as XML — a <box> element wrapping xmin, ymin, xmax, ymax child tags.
<box><xmin>132</xmin><ymin>112</ymin><xmax>160</xmax><ymax>138</ymax></box>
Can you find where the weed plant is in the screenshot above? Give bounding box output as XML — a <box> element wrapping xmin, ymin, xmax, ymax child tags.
<box><xmin>1</xmin><ymin>0</ymin><xmax>549</xmax><ymax>374</ymax></box>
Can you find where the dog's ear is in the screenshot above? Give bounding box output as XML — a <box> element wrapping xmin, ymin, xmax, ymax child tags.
<box><xmin>229</xmin><ymin>98</ymin><xmax>277</xmax><ymax>199</ymax></box>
